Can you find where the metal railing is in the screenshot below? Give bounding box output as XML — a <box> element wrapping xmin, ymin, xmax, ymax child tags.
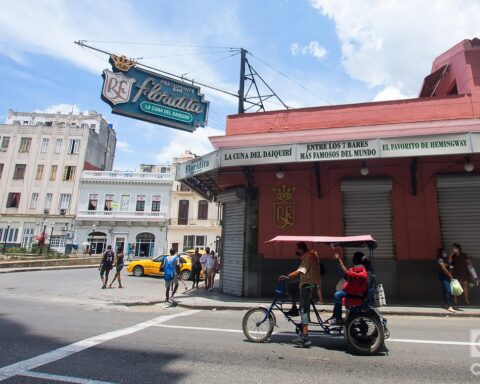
<box><xmin>82</xmin><ymin>171</ymin><xmax>172</xmax><ymax>180</ymax></box>
<box><xmin>77</xmin><ymin>210</ymin><xmax>167</xmax><ymax>220</ymax></box>
<box><xmin>169</xmin><ymin>218</ymin><xmax>220</xmax><ymax>226</ymax></box>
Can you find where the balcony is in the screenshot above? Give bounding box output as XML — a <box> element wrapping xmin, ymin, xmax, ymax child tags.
<box><xmin>77</xmin><ymin>210</ymin><xmax>167</xmax><ymax>221</ymax></box>
<box><xmin>82</xmin><ymin>171</ymin><xmax>173</xmax><ymax>182</ymax></box>
<box><xmin>169</xmin><ymin>218</ymin><xmax>220</xmax><ymax>227</ymax></box>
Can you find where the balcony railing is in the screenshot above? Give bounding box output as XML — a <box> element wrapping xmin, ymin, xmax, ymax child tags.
<box><xmin>82</xmin><ymin>171</ymin><xmax>172</xmax><ymax>181</ymax></box>
<box><xmin>169</xmin><ymin>218</ymin><xmax>220</xmax><ymax>226</ymax></box>
<box><xmin>77</xmin><ymin>210</ymin><xmax>167</xmax><ymax>220</ymax></box>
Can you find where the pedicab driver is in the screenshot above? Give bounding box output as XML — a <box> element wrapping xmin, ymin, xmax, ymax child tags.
<box><xmin>280</xmin><ymin>242</ymin><xmax>321</xmax><ymax>347</ymax></box>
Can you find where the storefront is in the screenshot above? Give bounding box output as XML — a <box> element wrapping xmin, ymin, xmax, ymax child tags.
<box><xmin>177</xmin><ymin>39</ymin><xmax>480</xmax><ymax>302</ymax></box>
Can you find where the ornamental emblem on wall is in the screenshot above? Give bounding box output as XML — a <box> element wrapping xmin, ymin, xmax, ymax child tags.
<box><xmin>273</xmin><ymin>185</ymin><xmax>296</xmax><ymax>230</ymax></box>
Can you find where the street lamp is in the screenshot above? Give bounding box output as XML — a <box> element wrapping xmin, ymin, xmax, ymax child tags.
<box><xmin>3</xmin><ymin>221</ymin><xmax>12</xmax><ymax>254</ymax></box>
<box><xmin>40</xmin><ymin>220</ymin><xmax>48</xmax><ymax>255</ymax></box>
<box><xmin>48</xmin><ymin>222</ymin><xmax>55</xmax><ymax>252</ymax></box>
<box><xmin>89</xmin><ymin>224</ymin><xmax>96</xmax><ymax>255</ymax></box>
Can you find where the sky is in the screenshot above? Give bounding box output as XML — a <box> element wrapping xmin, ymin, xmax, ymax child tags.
<box><xmin>0</xmin><ymin>0</ymin><xmax>479</xmax><ymax>171</ymax></box>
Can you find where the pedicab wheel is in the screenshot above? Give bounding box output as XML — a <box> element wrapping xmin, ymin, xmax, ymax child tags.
<box><xmin>344</xmin><ymin>313</ymin><xmax>384</xmax><ymax>355</ymax></box>
<box><xmin>242</xmin><ymin>307</ymin><xmax>274</xmax><ymax>343</ymax></box>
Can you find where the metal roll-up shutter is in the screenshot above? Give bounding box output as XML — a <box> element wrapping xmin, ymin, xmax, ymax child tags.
<box><xmin>217</xmin><ymin>189</ymin><xmax>246</xmax><ymax>296</ymax></box>
<box><xmin>341</xmin><ymin>178</ymin><xmax>394</xmax><ymax>258</ymax></box>
<box><xmin>436</xmin><ymin>174</ymin><xmax>480</xmax><ymax>259</ymax></box>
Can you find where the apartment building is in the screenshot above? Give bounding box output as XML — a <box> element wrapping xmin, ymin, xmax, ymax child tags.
<box><xmin>0</xmin><ymin>109</ymin><xmax>116</xmax><ymax>252</ymax></box>
<box><xmin>76</xmin><ymin>170</ymin><xmax>172</xmax><ymax>257</ymax></box>
<box><xmin>165</xmin><ymin>150</ymin><xmax>221</xmax><ymax>253</ymax></box>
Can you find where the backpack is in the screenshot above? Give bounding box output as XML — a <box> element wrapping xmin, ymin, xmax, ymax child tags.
<box><xmin>343</xmin><ymin>266</ymin><xmax>368</xmax><ymax>297</ymax></box>
<box><xmin>163</xmin><ymin>256</ymin><xmax>178</xmax><ymax>281</ymax></box>
<box><xmin>104</xmin><ymin>251</ymin><xmax>114</xmax><ymax>265</ymax></box>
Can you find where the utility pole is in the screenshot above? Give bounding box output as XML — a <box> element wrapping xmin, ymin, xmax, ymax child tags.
<box><xmin>238</xmin><ymin>48</ymin><xmax>247</xmax><ymax>114</ymax></box>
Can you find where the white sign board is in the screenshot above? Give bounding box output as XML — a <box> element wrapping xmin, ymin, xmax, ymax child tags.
<box><xmin>381</xmin><ymin>134</ymin><xmax>472</xmax><ymax>158</ymax></box>
<box><xmin>221</xmin><ymin>144</ymin><xmax>296</xmax><ymax>167</ymax></box>
<box><xmin>471</xmin><ymin>133</ymin><xmax>480</xmax><ymax>153</ymax></box>
<box><xmin>176</xmin><ymin>151</ymin><xmax>221</xmax><ymax>179</ymax></box>
<box><xmin>297</xmin><ymin>139</ymin><xmax>379</xmax><ymax>162</ymax></box>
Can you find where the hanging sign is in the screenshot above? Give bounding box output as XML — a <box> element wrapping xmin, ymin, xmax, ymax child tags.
<box><xmin>101</xmin><ymin>54</ymin><xmax>209</xmax><ymax>132</ymax></box>
<box><xmin>176</xmin><ymin>151</ymin><xmax>221</xmax><ymax>179</ymax></box>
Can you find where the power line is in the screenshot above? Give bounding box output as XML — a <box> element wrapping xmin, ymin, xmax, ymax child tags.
<box><xmin>135</xmin><ymin>49</ymin><xmax>238</xmax><ymax>60</ymax></box>
<box><xmin>249</xmin><ymin>52</ymin><xmax>332</xmax><ymax>106</ymax></box>
<box><xmin>83</xmin><ymin>40</ymin><xmax>241</xmax><ymax>51</ymax></box>
<box><xmin>182</xmin><ymin>52</ymin><xmax>240</xmax><ymax>77</ymax></box>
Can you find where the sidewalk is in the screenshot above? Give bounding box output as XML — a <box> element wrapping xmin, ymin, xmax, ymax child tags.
<box><xmin>1</xmin><ymin>265</ymin><xmax>479</xmax><ymax>317</ymax></box>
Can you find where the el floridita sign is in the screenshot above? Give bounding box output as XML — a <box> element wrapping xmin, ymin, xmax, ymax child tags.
<box><xmin>101</xmin><ymin>55</ymin><xmax>209</xmax><ymax>132</ymax></box>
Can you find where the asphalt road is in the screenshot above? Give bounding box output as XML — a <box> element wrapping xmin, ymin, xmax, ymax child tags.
<box><xmin>1</xmin><ymin>269</ymin><xmax>480</xmax><ymax>383</ymax></box>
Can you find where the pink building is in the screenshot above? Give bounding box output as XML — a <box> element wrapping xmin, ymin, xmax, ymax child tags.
<box><xmin>177</xmin><ymin>39</ymin><xmax>480</xmax><ymax>303</ymax></box>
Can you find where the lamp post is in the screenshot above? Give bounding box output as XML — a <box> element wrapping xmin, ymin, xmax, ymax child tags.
<box><xmin>48</xmin><ymin>222</ymin><xmax>55</xmax><ymax>252</ymax></box>
<box><xmin>40</xmin><ymin>220</ymin><xmax>48</xmax><ymax>255</ymax></box>
<box><xmin>89</xmin><ymin>224</ymin><xmax>96</xmax><ymax>255</ymax></box>
<box><xmin>3</xmin><ymin>221</ymin><xmax>12</xmax><ymax>254</ymax></box>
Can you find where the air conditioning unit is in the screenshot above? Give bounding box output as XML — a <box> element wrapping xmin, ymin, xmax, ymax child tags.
<box><xmin>60</xmin><ymin>209</ymin><xmax>66</xmax><ymax>215</ymax></box>
<box><xmin>43</xmin><ymin>209</ymin><xmax>50</xmax><ymax>214</ymax></box>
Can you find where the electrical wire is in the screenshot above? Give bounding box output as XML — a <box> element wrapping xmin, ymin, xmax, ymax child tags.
<box><xmin>249</xmin><ymin>52</ymin><xmax>332</xmax><ymax>106</ymax></box>
<box><xmin>135</xmin><ymin>49</ymin><xmax>238</xmax><ymax>60</ymax></box>
<box><xmin>182</xmin><ymin>52</ymin><xmax>240</xmax><ymax>77</ymax></box>
<box><xmin>83</xmin><ymin>40</ymin><xmax>241</xmax><ymax>51</ymax></box>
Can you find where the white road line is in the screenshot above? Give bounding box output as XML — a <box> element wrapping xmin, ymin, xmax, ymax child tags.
<box><xmin>0</xmin><ymin>309</ymin><xmax>199</xmax><ymax>382</ymax></box>
<box><xmin>20</xmin><ymin>370</ymin><xmax>116</xmax><ymax>384</ymax></box>
<box><xmin>155</xmin><ymin>324</ymin><xmax>480</xmax><ymax>347</ymax></box>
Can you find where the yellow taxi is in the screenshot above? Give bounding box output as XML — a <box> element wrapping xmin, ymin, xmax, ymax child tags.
<box><xmin>127</xmin><ymin>254</ymin><xmax>196</xmax><ymax>280</ymax></box>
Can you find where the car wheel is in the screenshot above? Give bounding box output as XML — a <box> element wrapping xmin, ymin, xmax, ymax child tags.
<box><xmin>132</xmin><ymin>265</ymin><xmax>144</xmax><ymax>277</ymax></box>
<box><xmin>180</xmin><ymin>270</ymin><xmax>192</xmax><ymax>281</ymax></box>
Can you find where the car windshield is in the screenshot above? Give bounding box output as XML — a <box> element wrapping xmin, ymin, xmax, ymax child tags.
<box><xmin>154</xmin><ymin>255</ymin><xmax>165</xmax><ymax>262</ymax></box>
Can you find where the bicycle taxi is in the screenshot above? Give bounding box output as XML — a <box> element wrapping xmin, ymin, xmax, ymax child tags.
<box><xmin>242</xmin><ymin>235</ymin><xmax>389</xmax><ymax>355</ymax></box>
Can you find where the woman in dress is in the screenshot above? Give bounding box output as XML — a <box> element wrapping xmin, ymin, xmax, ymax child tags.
<box><xmin>109</xmin><ymin>246</ymin><xmax>125</xmax><ymax>288</ymax></box>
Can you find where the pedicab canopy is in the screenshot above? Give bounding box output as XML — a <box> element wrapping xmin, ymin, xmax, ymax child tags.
<box><xmin>265</xmin><ymin>235</ymin><xmax>377</xmax><ymax>249</ymax></box>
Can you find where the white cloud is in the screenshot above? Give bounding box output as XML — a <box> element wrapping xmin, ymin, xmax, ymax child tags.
<box><xmin>373</xmin><ymin>86</ymin><xmax>411</xmax><ymax>102</ymax></box>
<box><xmin>310</xmin><ymin>0</ymin><xmax>480</xmax><ymax>95</ymax></box>
<box><xmin>116</xmin><ymin>141</ymin><xmax>134</xmax><ymax>154</ymax></box>
<box><xmin>290</xmin><ymin>40</ymin><xmax>327</xmax><ymax>61</ymax></box>
<box><xmin>34</xmin><ymin>103</ymin><xmax>80</xmax><ymax>114</ymax></box>
<box><xmin>153</xmin><ymin>126</ymin><xmax>224</xmax><ymax>164</ymax></box>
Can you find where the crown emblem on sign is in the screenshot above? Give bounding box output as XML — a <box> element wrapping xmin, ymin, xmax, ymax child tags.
<box><xmin>273</xmin><ymin>185</ymin><xmax>295</xmax><ymax>202</ymax></box>
<box><xmin>110</xmin><ymin>54</ymin><xmax>137</xmax><ymax>72</ymax></box>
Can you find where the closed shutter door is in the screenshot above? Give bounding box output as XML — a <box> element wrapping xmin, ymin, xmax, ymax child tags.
<box><xmin>436</xmin><ymin>174</ymin><xmax>480</xmax><ymax>259</ymax></box>
<box><xmin>218</xmin><ymin>189</ymin><xmax>246</xmax><ymax>296</ymax></box>
<box><xmin>341</xmin><ymin>178</ymin><xmax>394</xmax><ymax>258</ymax></box>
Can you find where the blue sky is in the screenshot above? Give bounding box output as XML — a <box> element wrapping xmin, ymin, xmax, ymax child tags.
<box><xmin>1</xmin><ymin>0</ymin><xmax>479</xmax><ymax>170</ymax></box>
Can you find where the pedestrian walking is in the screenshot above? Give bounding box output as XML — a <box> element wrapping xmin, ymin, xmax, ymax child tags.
<box><xmin>162</xmin><ymin>248</ymin><xmax>180</xmax><ymax>304</ymax></box>
<box><xmin>191</xmin><ymin>247</ymin><xmax>202</xmax><ymax>289</ymax></box>
<box><xmin>207</xmin><ymin>250</ymin><xmax>218</xmax><ymax>291</ymax></box>
<box><xmin>200</xmin><ymin>246</ymin><xmax>211</xmax><ymax>289</ymax></box>
<box><xmin>99</xmin><ymin>245</ymin><xmax>115</xmax><ymax>289</ymax></box>
<box><xmin>450</xmin><ymin>243</ymin><xmax>472</xmax><ymax>305</ymax></box>
<box><xmin>109</xmin><ymin>246</ymin><xmax>125</xmax><ymax>289</ymax></box>
<box><xmin>436</xmin><ymin>248</ymin><xmax>454</xmax><ymax>313</ymax></box>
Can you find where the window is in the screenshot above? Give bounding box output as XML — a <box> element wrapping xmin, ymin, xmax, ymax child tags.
<box><xmin>55</xmin><ymin>139</ymin><xmax>62</xmax><ymax>154</ymax></box>
<box><xmin>50</xmin><ymin>236</ymin><xmax>65</xmax><ymax>248</ymax></box>
<box><xmin>136</xmin><ymin>195</ymin><xmax>146</xmax><ymax>212</ymax></box>
<box><xmin>67</xmin><ymin>139</ymin><xmax>80</xmax><ymax>154</ymax></box>
<box><xmin>104</xmin><ymin>194</ymin><xmax>114</xmax><ymax>211</ymax></box>
<box><xmin>45</xmin><ymin>121</ymin><xmax>53</xmax><ymax>127</ymax></box>
<box><xmin>88</xmin><ymin>194</ymin><xmax>98</xmax><ymax>211</ymax></box>
<box><xmin>30</xmin><ymin>193</ymin><xmax>39</xmax><ymax>209</ymax></box>
<box><xmin>63</xmin><ymin>166</ymin><xmax>76</xmax><ymax>181</ymax></box>
<box><xmin>40</xmin><ymin>138</ymin><xmax>49</xmax><ymax>153</ymax></box>
<box><xmin>35</xmin><ymin>165</ymin><xmax>44</xmax><ymax>180</ymax></box>
<box><xmin>59</xmin><ymin>193</ymin><xmax>71</xmax><ymax>210</ymax></box>
<box><xmin>7</xmin><ymin>193</ymin><xmax>20</xmax><ymax>208</ymax></box>
<box><xmin>18</xmin><ymin>138</ymin><xmax>32</xmax><ymax>153</ymax></box>
<box><xmin>45</xmin><ymin>193</ymin><xmax>53</xmax><ymax>210</ymax></box>
<box><xmin>50</xmin><ymin>165</ymin><xmax>58</xmax><ymax>181</ymax></box>
<box><xmin>120</xmin><ymin>195</ymin><xmax>130</xmax><ymax>211</ymax></box>
<box><xmin>183</xmin><ymin>235</ymin><xmax>206</xmax><ymax>251</ymax></box>
<box><xmin>0</xmin><ymin>164</ymin><xmax>3</xmax><ymax>179</ymax></box>
<box><xmin>0</xmin><ymin>136</ymin><xmax>10</xmax><ymax>152</ymax></box>
<box><xmin>178</xmin><ymin>200</ymin><xmax>189</xmax><ymax>225</ymax></box>
<box><xmin>198</xmin><ymin>200</ymin><xmax>209</xmax><ymax>220</ymax></box>
<box><xmin>13</xmin><ymin>164</ymin><xmax>26</xmax><ymax>180</ymax></box>
<box><xmin>5</xmin><ymin>228</ymin><xmax>19</xmax><ymax>242</ymax></box>
<box><xmin>152</xmin><ymin>195</ymin><xmax>161</xmax><ymax>212</ymax></box>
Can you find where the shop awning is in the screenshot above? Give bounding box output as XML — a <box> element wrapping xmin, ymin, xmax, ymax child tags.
<box><xmin>265</xmin><ymin>235</ymin><xmax>377</xmax><ymax>248</ymax></box>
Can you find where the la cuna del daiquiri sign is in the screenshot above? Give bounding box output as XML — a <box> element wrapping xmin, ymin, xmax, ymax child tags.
<box><xmin>101</xmin><ymin>54</ymin><xmax>209</xmax><ymax>132</ymax></box>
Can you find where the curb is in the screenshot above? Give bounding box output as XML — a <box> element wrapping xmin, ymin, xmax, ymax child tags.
<box><xmin>172</xmin><ymin>301</ymin><xmax>480</xmax><ymax>317</ymax></box>
<box><xmin>0</xmin><ymin>265</ymin><xmax>98</xmax><ymax>273</ymax></box>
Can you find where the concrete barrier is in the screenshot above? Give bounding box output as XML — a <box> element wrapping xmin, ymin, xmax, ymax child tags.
<box><xmin>0</xmin><ymin>256</ymin><xmax>103</xmax><ymax>269</ymax></box>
